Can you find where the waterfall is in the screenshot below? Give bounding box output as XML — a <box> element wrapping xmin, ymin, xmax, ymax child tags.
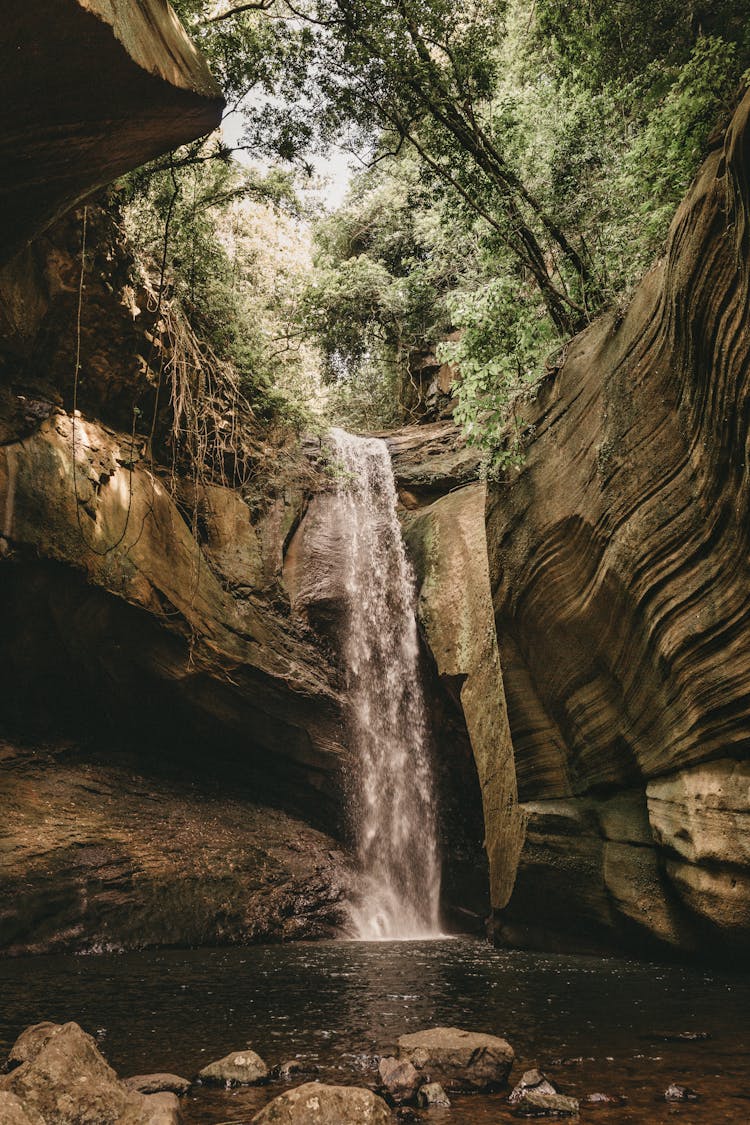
<box><xmin>330</xmin><ymin>428</ymin><xmax>442</xmax><ymax>941</ymax></box>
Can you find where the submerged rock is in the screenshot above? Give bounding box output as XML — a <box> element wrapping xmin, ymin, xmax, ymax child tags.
<box><xmin>274</xmin><ymin>1059</ymin><xmax>319</xmax><ymax>1080</ymax></box>
<box><xmin>124</xmin><ymin>1074</ymin><xmax>191</xmax><ymax>1096</ymax></box>
<box><xmin>198</xmin><ymin>1049</ymin><xmax>268</xmax><ymax>1086</ymax></box>
<box><xmin>378</xmin><ymin>1056</ymin><xmax>421</xmax><ymax>1104</ymax></box>
<box><xmin>396</xmin><ymin>1026</ymin><xmax>514</xmax><ymax>1091</ymax></box>
<box><xmin>514</xmin><ymin>1091</ymin><xmax>580</xmax><ymax>1117</ymax></box>
<box><xmin>583</xmin><ymin>1092</ymin><xmax>627</xmax><ymax>1106</ymax></box>
<box><xmin>509</xmin><ymin>1068</ymin><xmax>559</xmax><ymax>1103</ymax></box>
<box><xmin>665</xmin><ymin>1083</ymin><xmax>699</xmax><ymax>1101</ymax></box>
<box><xmin>417</xmin><ymin>1082</ymin><xmax>451</xmax><ymax>1107</ymax></box>
<box><xmin>251</xmin><ymin>1081</ymin><xmax>392</xmax><ymax>1123</ymax></box>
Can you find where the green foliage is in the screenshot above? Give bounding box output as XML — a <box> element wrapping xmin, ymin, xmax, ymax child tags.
<box><xmin>135</xmin><ymin>0</ymin><xmax>750</xmax><ymax>461</ymax></box>
<box><xmin>121</xmin><ymin>153</ymin><xmax>320</xmax><ymax>434</ymax></box>
<box><xmin>438</xmin><ymin>278</ymin><xmax>554</xmax><ymax>473</ymax></box>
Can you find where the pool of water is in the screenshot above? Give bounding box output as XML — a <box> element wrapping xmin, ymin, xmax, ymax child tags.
<box><xmin>1</xmin><ymin>939</ymin><xmax>748</xmax><ymax>1123</ymax></box>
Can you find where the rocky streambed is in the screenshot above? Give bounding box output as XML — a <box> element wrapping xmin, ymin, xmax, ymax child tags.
<box><xmin>1</xmin><ymin>939</ymin><xmax>748</xmax><ymax>1124</ymax></box>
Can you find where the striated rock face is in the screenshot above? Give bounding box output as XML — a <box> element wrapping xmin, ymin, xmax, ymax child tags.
<box><xmin>0</xmin><ymin>0</ymin><xmax>223</xmax><ymax>264</ymax></box>
<box><xmin>485</xmin><ymin>89</ymin><xmax>750</xmax><ymax>955</ymax></box>
<box><xmin>0</xmin><ymin>738</ymin><xmax>349</xmax><ymax>955</ymax></box>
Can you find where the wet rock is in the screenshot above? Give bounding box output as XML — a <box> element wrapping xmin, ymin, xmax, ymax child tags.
<box><xmin>509</xmin><ymin>1068</ymin><xmax>558</xmax><ymax>1103</ymax></box>
<box><xmin>583</xmin><ymin>1092</ymin><xmax>627</xmax><ymax>1106</ymax></box>
<box><xmin>4</xmin><ymin>1022</ymin><xmax>60</xmax><ymax>1071</ymax></box>
<box><xmin>378</xmin><ymin>1056</ymin><xmax>421</xmax><ymax>1104</ymax></box>
<box><xmin>274</xmin><ymin>1059</ymin><xmax>319</xmax><ymax>1080</ymax></box>
<box><xmin>417</xmin><ymin>1082</ymin><xmax>451</xmax><ymax>1107</ymax></box>
<box><xmin>198</xmin><ymin>1049</ymin><xmax>268</xmax><ymax>1086</ymax></box>
<box><xmin>250</xmin><ymin>1081</ymin><xmax>392</xmax><ymax>1123</ymax></box>
<box><xmin>514</xmin><ymin>1091</ymin><xmax>580</xmax><ymax>1117</ymax></box>
<box><xmin>133</xmin><ymin>1092</ymin><xmax>183</xmax><ymax>1124</ymax></box>
<box><xmin>646</xmin><ymin>1031</ymin><xmax>711</xmax><ymax>1042</ymax></box>
<box><xmin>0</xmin><ymin>1091</ymin><xmax>43</xmax><ymax>1125</ymax></box>
<box><xmin>397</xmin><ymin>1026</ymin><xmax>514</xmax><ymax>1091</ymax></box>
<box><xmin>124</xmin><ymin>1074</ymin><xmax>191</xmax><ymax>1096</ymax></box>
<box><xmin>0</xmin><ymin>1021</ymin><xmax>142</xmax><ymax>1123</ymax></box>
<box><xmin>665</xmin><ymin>1083</ymin><xmax>699</xmax><ymax>1101</ymax></box>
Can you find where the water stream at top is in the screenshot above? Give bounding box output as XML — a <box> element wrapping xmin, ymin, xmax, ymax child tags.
<box><xmin>330</xmin><ymin>427</ymin><xmax>442</xmax><ymax>940</ymax></box>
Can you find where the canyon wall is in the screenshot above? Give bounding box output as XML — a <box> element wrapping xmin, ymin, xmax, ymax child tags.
<box><xmin>0</xmin><ymin>5</ymin><xmax>353</xmax><ymax>954</ymax></box>
<box><xmin>485</xmin><ymin>89</ymin><xmax>750</xmax><ymax>956</ymax></box>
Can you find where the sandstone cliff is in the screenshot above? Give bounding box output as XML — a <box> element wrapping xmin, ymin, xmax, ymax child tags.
<box><xmin>484</xmin><ymin>89</ymin><xmax>750</xmax><ymax>956</ymax></box>
<box><xmin>0</xmin><ymin>0</ymin><xmax>224</xmax><ymax>264</ymax></box>
<box><xmin>0</xmin><ymin>6</ymin><xmax>352</xmax><ymax>953</ymax></box>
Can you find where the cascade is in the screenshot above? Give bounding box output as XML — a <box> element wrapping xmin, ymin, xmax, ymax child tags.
<box><xmin>330</xmin><ymin>427</ymin><xmax>442</xmax><ymax>940</ymax></box>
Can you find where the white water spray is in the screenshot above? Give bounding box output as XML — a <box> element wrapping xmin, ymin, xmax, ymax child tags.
<box><xmin>330</xmin><ymin>428</ymin><xmax>442</xmax><ymax>940</ymax></box>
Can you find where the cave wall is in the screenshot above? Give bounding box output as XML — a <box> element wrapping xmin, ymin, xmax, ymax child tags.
<box><xmin>485</xmin><ymin>89</ymin><xmax>750</xmax><ymax>957</ymax></box>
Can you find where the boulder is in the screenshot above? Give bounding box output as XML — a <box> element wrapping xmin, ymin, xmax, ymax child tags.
<box><xmin>417</xmin><ymin>1082</ymin><xmax>451</xmax><ymax>1107</ymax></box>
<box><xmin>198</xmin><ymin>1049</ymin><xmax>268</xmax><ymax>1085</ymax></box>
<box><xmin>378</xmin><ymin>1057</ymin><xmax>420</xmax><ymax>1104</ymax></box>
<box><xmin>4</xmin><ymin>1022</ymin><xmax>60</xmax><ymax>1071</ymax></box>
<box><xmin>124</xmin><ymin>1074</ymin><xmax>191</xmax><ymax>1096</ymax></box>
<box><xmin>665</xmin><ymin>1084</ymin><xmax>699</xmax><ymax>1101</ymax></box>
<box><xmin>0</xmin><ymin>1091</ymin><xmax>43</xmax><ymax>1125</ymax></box>
<box><xmin>509</xmin><ymin>1068</ymin><xmax>558</xmax><ymax>1103</ymax></box>
<box><xmin>135</xmin><ymin>1092</ymin><xmax>183</xmax><ymax>1124</ymax></box>
<box><xmin>0</xmin><ymin>1021</ymin><xmax>140</xmax><ymax>1124</ymax></box>
<box><xmin>251</xmin><ymin>1082</ymin><xmax>392</xmax><ymax>1123</ymax></box>
<box><xmin>514</xmin><ymin>1091</ymin><xmax>580</xmax><ymax>1117</ymax></box>
<box><xmin>396</xmin><ymin>1026</ymin><xmax>514</xmax><ymax>1091</ymax></box>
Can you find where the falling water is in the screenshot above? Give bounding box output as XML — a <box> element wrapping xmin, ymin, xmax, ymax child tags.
<box><xmin>330</xmin><ymin>427</ymin><xmax>442</xmax><ymax>940</ymax></box>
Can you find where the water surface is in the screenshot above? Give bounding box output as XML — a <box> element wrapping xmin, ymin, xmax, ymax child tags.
<box><xmin>1</xmin><ymin>939</ymin><xmax>748</xmax><ymax>1123</ymax></box>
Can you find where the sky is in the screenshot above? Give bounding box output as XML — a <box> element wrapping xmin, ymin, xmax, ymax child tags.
<box><xmin>221</xmin><ymin>111</ymin><xmax>354</xmax><ymax>211</ymax></box>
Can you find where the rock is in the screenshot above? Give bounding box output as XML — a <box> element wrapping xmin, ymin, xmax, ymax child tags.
<box><xmin>378</xmin><ymin>1057</ymin><xmax>421</xmax><ymax>1104</ymax></box>
<box><xmin>0</xmin><ymin>1091</ymin><xmax>43</xmax><ymax>1125</ymax></box>
<box><xmin>396</xmin><ymin>1027</ymin><xmax>514</xmax><ymax>1091</ymax></box>
<box><xmin>0</xmin><ymin>734</ymin><xmax>350</xmax><ymax>955</ymax></box>
<box><xmin>4</xmin><ymin>1022</ymin><xmax>60</xmax><ymax>1071</ymax></box>
<box><xmin>665</xmin><ymin>1084</ymin><xmax>699</xmax><ymax>1101</ymax></box>
<box><xmin>583</xmin><ymin>1092</ymin><xmax>627</xmax><ymax>1106</ymax></box>
<box><xmin>274</xmin><ymin>1059</ymin><xmax>319</xmax><ymax>1080</ymax></box>
<box><xmin>417</xmin><ymin>1082</ymin><xmax>451</xmax><ymax>1107</ymax></box>
<box><xmin>250</xmin><ymin>1081</ymin><xmax>392</xmax><ymax>1123</ymax></box>
<box><xmin>0</xmin><ymin>1021</ymin><xmax>142</xmax><ymax>1124</ymax></box>
<box><xmin>198</xmin><ymin>1049</ymin><xmax>268</xmax><ymax>1086</ymax></box>
<box><xmin>509</xmin><ymin>1069</ymin><xmax>559</xmax><ymax>1103</ymax></box>
<box><xmin>134</xmin><ymin>1092</ymin><xmax>183</xmax><ymax>1124</ymax></box>
<box><xmin>2</xmin><ymin>1</ymin><xmax>224</xmax><ymax>264</ymax></box>
<box><xmin>514</xmin><ymin>1091</ymin><xmax>580</xmax><ymax>1117</ymax></box>
<box><xmin>124</xmin><ymin>1074</ymin><xmax>191</xmax><ymax>1096</ymax></box>
<box><xmin>403</xmin><ymin>485</ymin><xmax>526</xmax><ymax>913</ymax></box>
<box><xmin>486</xmin><ymin>87</ymin><xmax>750</xmax><ymax>957</ymax></box>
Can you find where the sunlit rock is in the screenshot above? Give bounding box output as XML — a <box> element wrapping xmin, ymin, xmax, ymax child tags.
<box><xmin>250</xmin><ymin>1081</ymin><xmax>392</xmax><ymax>1123</ymax></box>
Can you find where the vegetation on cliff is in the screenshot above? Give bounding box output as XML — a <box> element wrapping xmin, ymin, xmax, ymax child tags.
<box><xmin>118</xmin><ymin>0</ymin><xmax>750</xmax><ymax>471</ymax></box>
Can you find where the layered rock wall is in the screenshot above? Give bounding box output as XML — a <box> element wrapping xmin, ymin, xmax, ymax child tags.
<box><xmin>486</xmin><ymin>89</ymin><xmax>750</xmax><ymax>955</ymax></box>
